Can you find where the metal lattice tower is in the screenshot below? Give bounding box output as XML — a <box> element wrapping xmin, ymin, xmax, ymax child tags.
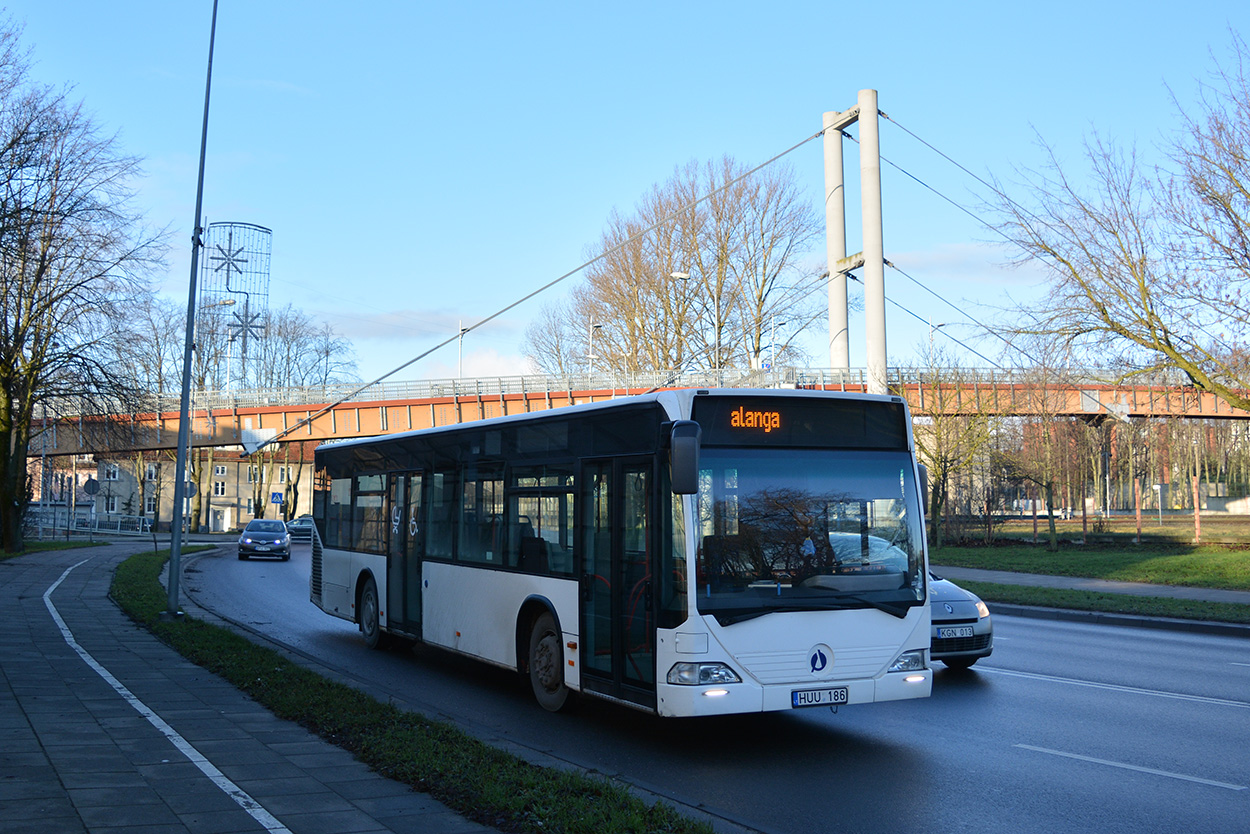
<box><xmin>196</xmin><ymin>222</ymin><xmax>272</xmax><ymax>389</ymax></box>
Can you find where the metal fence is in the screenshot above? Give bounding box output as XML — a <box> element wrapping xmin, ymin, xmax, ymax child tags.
<box><xmin>23</xmin><ymin>508</ymin><xmax>152</xmax><ymax>539</ymax></box>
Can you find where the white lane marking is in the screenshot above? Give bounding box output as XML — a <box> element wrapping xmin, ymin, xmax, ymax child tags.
<box><xmin>1015</xmin><ymin>745</ymin><xmax>1247</xmax><ymax>791</ymax></box>
<box><xmin>43</xmin><ymin>559</ymin><xmax>293</xmax><ymax>834</ymax></box>
<box><xmin>979</xmin><ymin>666</ymin><xmax>1250</xmax><ymax>709</ymax></box>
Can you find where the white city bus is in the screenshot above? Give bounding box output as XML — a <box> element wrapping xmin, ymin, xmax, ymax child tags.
<box><xmin>310</xmin><ymin>388</ymin><xmax>932</xmax><ymax>717</ymax></box>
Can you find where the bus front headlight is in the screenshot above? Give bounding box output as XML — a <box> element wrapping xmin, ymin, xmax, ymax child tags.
<box><xmin>888</xmin><ymin>650</ymin><xmax>927</xmax><ymax>673</ymax></box>
<box><xmin>667</xmin><ymin>662</ymin><xmax>742</xmax><ymax>685</ymax></box>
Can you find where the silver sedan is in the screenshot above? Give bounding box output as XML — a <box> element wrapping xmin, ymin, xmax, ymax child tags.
<box><xmin>929</xmin><ymin>572</ymin><xmax>993</xmax><ymax>668</ymax></box>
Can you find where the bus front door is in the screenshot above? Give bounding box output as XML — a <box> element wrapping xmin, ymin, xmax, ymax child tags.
<box><xmin>387</xmin><ymin>471</ymin><xmax>423</xmax><ymax>637</ymax></box>
<box><xmin>580</xmin><ymin>458</ymin><xmax>655</xmax><ymax>709</ymax></box>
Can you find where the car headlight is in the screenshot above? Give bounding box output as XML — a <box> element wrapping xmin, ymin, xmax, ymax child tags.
<box><xmin>975</xmin><ymin>601</ymin><xmax>990</xmax><ymax>619</ymax></box>
<box><xmin>666</xmin><ymin>662</ymin><xmax>742</xmax><ymax>685</ymax></box>
<box><xmin>888</xmin><ymin>650</ymin><xmax>927</xmax><ymax>673</ymax></box>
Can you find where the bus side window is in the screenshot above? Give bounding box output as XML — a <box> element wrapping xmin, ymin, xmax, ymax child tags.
<box><xmin>426</xmin><ymin>471</ymin><xmax>456</xmax><ymax>560</ymax></box>
<box><xmin>326</xmin><ymin>477</ymin><xmax>352</xmax><ymax>549</ymax></box>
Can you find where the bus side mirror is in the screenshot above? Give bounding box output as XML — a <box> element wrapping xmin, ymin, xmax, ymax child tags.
<box><xmin>670</xmin><ymin>420</ymin><xmax>701</xmax><ymax>495</ymax></box>
<box><xmin>918</xmin><ymin>464</ymin><xmax>929</xmax><ymax>512</ymax></box>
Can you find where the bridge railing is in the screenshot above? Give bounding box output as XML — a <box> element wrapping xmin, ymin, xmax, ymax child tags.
<box><xmin>119</xmin><ymin>365</ymin><xmax>1162</xmax><ymax>415</ymax></box>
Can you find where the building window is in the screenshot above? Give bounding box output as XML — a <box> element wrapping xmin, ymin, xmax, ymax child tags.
<box><xmin>146</xmin><ymin>463</ymin><xmax>158</xmax><ymax>480</ymax></box>
<box><xmin>105</xmin><ymin>495</ymin><xmax>118</xmax><ymax>513</ymax></box>
<box><xmin>214</xmin><ymin>464</ymin><xmax>227</xmax><ymax>477</ymax></box>
<box><xmin>103</xmin><ymin>463</ymin><xmax>119</xmax><ymax>481</ymax></box>
<box><xmin>213</xmin><ymin>481</ymin><xmax>226</xmax><ymax>497</ymax></box>
<box><xmin>278</xmin><ymin>466</ymin><xmax>289</xmax><ymax>483</ymax></box>
<box><xmin>246</xmin><ymin>497</ymin><xmax>255</xmax><ymax>515</ymax></box>
<box><xmin>248</xmin><ymin>465</ymin><xmax>259</xmax><ymax>484</ymax></box>
<box><xmin>145</xmin><ymin>494</ymin><xmax>157</xmax><ymax>514</ymax></box>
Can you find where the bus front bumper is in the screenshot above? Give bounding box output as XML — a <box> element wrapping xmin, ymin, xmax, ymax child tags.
<box><xmin>655</xmin><ymin>668</ymin><xmax>932</xmax><ymax>718</ymax></box>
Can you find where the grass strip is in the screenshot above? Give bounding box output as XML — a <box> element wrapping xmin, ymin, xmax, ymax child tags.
<box><xmin>958</xmin><ymin>580</ymin><xmax>1250</xmax><ymax>624</ymax></box>
<box><xmin>111</xmin><ymin>550</ymin><xmax>712</xmax><ymax>834</ymax></box>
<box><xmin>932</xmin><ymin>543</ymin><xmax>1250</xmax><ymax>590</ymax></box>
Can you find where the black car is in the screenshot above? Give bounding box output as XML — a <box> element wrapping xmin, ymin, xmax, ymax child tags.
<box><xmin>929</xmin><ymin>572</ymin><xmax>993</xmax><ymax>668</ymax></box>
<box><xmin>286</xmin><ymin>516</ymin><xmax>314</xmax><ymax>541</ymax></box>
<box><xmin>238</xmin><ymin>518</ymin><xmax>291</xmax><ymax>560</ymax></box>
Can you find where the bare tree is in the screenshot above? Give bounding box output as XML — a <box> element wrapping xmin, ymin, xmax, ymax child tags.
<box><xmin>523</xmin><ymin>299</ymin><xmax>582</xmax><ymax>376</ymax></box>
<box><xmin>909</xmin><ymin>347</ymin><xmax>993</xmax><ymax>548</ymax></box>
<box><xmin>248</xmin><ymin>303</ymin><xmax>357</xmax><ymax>389</ymax></box>
<box><xmin>524</xmin><ymin>156</ymin><xmax>822</xmax><ymax>375</ymax></box>
<box><xmin>994</xmin><ymin>34</ymin><xmax>1250</xmax><ymax>410</ymax></box>
<box><xmin>0</xmin><ymin>25</ymin><xmax>164</xmax><ymax>551</ymax></box>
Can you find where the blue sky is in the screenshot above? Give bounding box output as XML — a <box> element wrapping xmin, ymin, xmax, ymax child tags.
<box><xmin>7</xmin><ymin>1</ymin><xmax>1248</xmax><ymax>383</ymax></box>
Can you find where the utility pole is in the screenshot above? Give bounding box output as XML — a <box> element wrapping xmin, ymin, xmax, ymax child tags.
<box><xmin>166</xmin><ymin>0</ymin><xmax>219</xmax><ymax>620</ymax></box>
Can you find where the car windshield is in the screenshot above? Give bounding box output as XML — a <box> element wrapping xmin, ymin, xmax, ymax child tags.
<box><xmin>246</xmin><ymin>520</ymin><xmax>287</xmax><ymax>533</ymax></box>
<box><xmin>694</xmin><ymin>448</ymin><xmax>925</xmax><ymax>623</ymax></box>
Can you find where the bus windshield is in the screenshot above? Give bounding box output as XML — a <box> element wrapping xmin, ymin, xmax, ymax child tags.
<box><xmin>694</xmin><ymin>448</ymin><xmax>925</xmax><ymax>624</ymax></box>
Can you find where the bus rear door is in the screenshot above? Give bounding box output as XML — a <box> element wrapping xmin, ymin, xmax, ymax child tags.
<box><xmin>386</xmin><ymin>471</ymin><xmax>423</xmax><ymax>637</ymax></box>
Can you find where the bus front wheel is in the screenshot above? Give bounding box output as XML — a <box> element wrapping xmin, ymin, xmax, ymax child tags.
<box><xmin>359</xmin><ymin>576</ymin><xmax>386</xmax><ymax>650</ymax></box>
<box><xmin>527</xmin><ymin>612</ymin><xmax>570</xmax><ymax>712</ymax></box>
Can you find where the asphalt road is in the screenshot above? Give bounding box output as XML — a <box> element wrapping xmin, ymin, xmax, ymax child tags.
<box><xmin>184</xmin><ymin>542</ymin><xmax>1250</xmax><ymax>834</ymax></box>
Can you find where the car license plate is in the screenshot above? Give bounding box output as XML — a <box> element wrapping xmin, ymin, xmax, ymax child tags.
<box><xmin>256</xmin><ymin>546</ymin><xmax>271</xmax><ymax>552</ymax></box>
<box><xmin>792</xmin><ymin>687</ymin><xmax>848</xmax><ymax>708</ymax></box>
<box><xmin>939</xmin><ymin>626</ymin><xmax>974</xmax><ymax>639</ymax></box>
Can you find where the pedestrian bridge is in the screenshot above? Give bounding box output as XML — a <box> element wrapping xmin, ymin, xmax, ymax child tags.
<box><xmin>33</xmin><ymin>366</ymin><xmax>1250</xmax><ymax>457</ymax></box>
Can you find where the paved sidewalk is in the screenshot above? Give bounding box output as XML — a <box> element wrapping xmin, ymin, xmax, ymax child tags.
<box><xmin>0</xmin><ymin>544</ymin><xmax>494</xmax><ymax>834</ymax></box>
<box><xmin>931</xmin><ymin>564</ymin><xmax>1250</xmax><ymax>637</ymax></box>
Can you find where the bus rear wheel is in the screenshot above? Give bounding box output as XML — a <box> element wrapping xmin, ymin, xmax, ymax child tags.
<box><xmin>527</xmin><ymin>612</ymin><xmax>570</xmax><ymax>712</ymax></box>
<box><xmin>359</xmin><ymin>576</ymin><xmax>386</xmax><ymax>650</ymax></box>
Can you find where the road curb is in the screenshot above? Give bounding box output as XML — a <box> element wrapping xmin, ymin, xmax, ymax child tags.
<box><xmin>987</xmin><ymin>602</ymin><xmax>1250</xmax><ymax>639</ymax></box>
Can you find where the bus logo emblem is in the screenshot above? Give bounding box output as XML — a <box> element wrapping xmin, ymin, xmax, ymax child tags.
<box><xmin>809</xmin><ymin>644</ymin><xmax>833</xmax><ymax>676</ymax></box>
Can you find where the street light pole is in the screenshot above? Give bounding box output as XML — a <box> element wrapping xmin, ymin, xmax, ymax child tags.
<box><xmin>166</xmin><ymin>0</ymin><xmax>219</xmax><ymax>621</ymax></box>
<box><xmin>458</xmin><ymin>320</ymin><xmax>468</xmax><ymax>378</ymax></box>
<box><xmin>587</xmin><ymin>322</ymin><xmax>603</xmax><ymax>373</ymax></box>
<box><xmin>771</xmin><ymin>316</ymin><xmax>787</xmax><ymax>371</ymax></box>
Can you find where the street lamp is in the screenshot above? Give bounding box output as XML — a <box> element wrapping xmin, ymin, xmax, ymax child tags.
<box><xmin>457</xmin><ymin>321</ymin><xmax>468</xmax><ymax>378</ymax></box>
<box><xmin>672</xmin><ymin>270</ymin><xmax>725</xmax><ymax>376</ymax></box>
<box><xmin>201</xmin><ymin>298</ymin><xmax>236</xmax><ymax>390</ymax></box>
<box><xmin>587</xmin><ymin>322</ymin><xmax>603</xmax><ymax>373</ymax></box>
<box><xmin>167</xmin><ymin>0</ymin><xmax>220</xmax><ymax>621</ymax></box>
<box><xmin>223</xmin><ymin>283</ymin><xmax>255</xmax><ymax>388</ymax></box>
<box><xmin>770</xmin><ymin>317</ymin><xmax>787</xmax><ymax>371</ymax></box>
<box><xmin>666</xmin><ymin>272</ymin><xmax>691</xmax><ymax>372</ymax></box>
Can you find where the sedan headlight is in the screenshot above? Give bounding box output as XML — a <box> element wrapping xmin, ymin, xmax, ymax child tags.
<box><xmin>975</xmin><ymin>601</ymin><xmax>990</xmax><ymax>619</ymax></box>
<box><xmin>888</xmin><ymin>649</ymin><xmax>927</xmax><ymax>673</ymax></box>
<box><xmin>666</xmin><ymin>662</ymin><xmax>742</xmax><ymax>685</ymax></box>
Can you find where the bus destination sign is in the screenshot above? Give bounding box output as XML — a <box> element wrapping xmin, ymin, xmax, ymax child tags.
<box><xmin>729</xmin><ymin>406</ymin><xmax>781</xmax><ymax>433</ymax></box>
<box><xmin>692</xmin><ymin>395</ymin><xmax>908</xmax><ymax>449</ymax></box>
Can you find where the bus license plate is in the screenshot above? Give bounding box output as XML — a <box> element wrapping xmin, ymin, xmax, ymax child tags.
<box><xmin>939</xmin><ymin>626</ymin><xmax>974</xmax><ymax>639</ymax></box>
<box><xmin>792</xmin><ymin>687</ymin><xmax>848</xmax><ymax>708</ymax></box>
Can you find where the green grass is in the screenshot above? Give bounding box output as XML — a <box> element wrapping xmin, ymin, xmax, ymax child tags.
<box><xmin>932</xmin><ymin>542</ymin><xmax>1250</xmax><ymax>591</ymax></box>
<box><xmin>111</xmin><ymin>550</ymin><xmax>712</xmax><ymax>834</ymax></box>
<box><xmin>956</xmin><ymin>580</ymin><xmax>1250</xmax><ymax>624</ymax></box>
